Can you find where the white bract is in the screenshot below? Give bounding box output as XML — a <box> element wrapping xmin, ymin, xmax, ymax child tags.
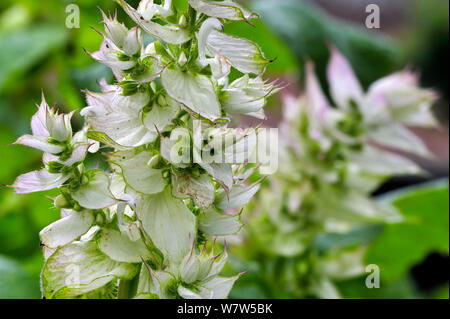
<box><xmin>11</xmin><ymin>0</ymin><xmax>275</xmax><ymax>299</ymax></box>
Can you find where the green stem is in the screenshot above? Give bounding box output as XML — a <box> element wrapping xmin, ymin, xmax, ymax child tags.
<box><xmin>117</xmin><ymin>279</ymin><xmax>131</xmax><ymax>299</ymax></box>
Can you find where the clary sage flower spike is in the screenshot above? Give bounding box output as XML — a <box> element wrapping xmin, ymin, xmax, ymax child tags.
<box><xmin>247</xmin><ymin>46</ymin><xmax>437</xmax><ymax>298</ymax></box>
<box><xmin>11</xmin><ymin>0</ymin><xmax>278</xmax><ymax>299</ymax></box>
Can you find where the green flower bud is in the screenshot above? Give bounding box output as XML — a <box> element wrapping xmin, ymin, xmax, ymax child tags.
<box><xmin>47</xmin><ymin>161</ymin><xmax>64</xmax><ymax>174</ymax></box>
<box><xmin>54</xmin><ymin>194</ymin><xmax>71</xmax><ymax>209</ymax></box>
<box><xmin>81</xmin><ymin>175</ymin><xmax>90</xmax><ymax>186</ymax></box>
<box><xmin>147</xmin><ymin>154</ymin><xmax>160</xmax><ymax>168</ymax></box>
<box><xmin>120</xmin><ymin>80</ymin><xmax>139</xmax><ymax>96</ymax></box>
<box><xmin>178</xmin><ymin>14</ymin><xmax>188</xmax><ymax>28</ymax></box>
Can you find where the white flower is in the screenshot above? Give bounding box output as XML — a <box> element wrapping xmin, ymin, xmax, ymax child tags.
<box><xmin>220</xmin><ymin>74</ymin><xmax>280</xmax><ymax>118</ymax></box>
<box><xmin>13</xmin><ymin>0</ymin><xmax>274</xmax><ymax>299</ymax></box>
<box><xmin>197</xmin><ymin>18</ymin><xmax>271</xmax><ymax>75</ymax></box>
<box><xmin>116</xmin><ymin>0</ymin><xmax>191</xmax><ymax>45</ymax></box>
<box><xmin>81</xmin><ymin>85</ymin><xmax>179</xmax><ymax>147</ymax></box>
<box><xmin>177</xmin><ymin>243</ymin><xmax>243</xmax><ymax>299</ymax></box>
<box><xmin>86</xmin><ymin>16</ymin><xmax>143</xmax><ymax>78</ymax></box>
<box><xmin>188</xmin><ymin>0</ymin><xmax>258</xmax><ymax>24</ymax></box>
<box><xmin>14</xmin><ymin>93</ymin><xmax>73</xmax><ymax>154</ymax></box>
<box><xmin>161</xmin><ymin>65</ymin><xmax>222</xmax><ymax>122</ymax></box>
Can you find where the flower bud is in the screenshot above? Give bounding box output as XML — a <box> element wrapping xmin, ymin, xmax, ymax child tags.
<box><xmin>178</xmin><ymin>52</ymin><xmax>188</xmax><ymax>67</ymax></box>
<box><xmin>81</xmin><ymin>175</ymin><xmax>90</xmax><ymax>186</ymax></box>
<box><xmin>54</xmin><ymin>194</ymin><xmax>71</xmax><ymax>209</ymax></box>
<box><xmin>147</xmin><ymin>154</ymin><xmax>160</xmax><ymax>168</ymax></box>
<box><xmin>179</xmin><ymin>14</ymin><xmax>188</xmax><ymax>28</ymax></box>
<box><xmin>120</xmin><ymin>80</ymin><xmax>139</xmax><ymax>96</ymax></box>
<box><xmin>157</xmin><ymin>94</ymin><xmax>167</xmax><ymax>106</ymax></box>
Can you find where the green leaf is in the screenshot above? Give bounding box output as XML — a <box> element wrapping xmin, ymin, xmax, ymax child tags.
<box><xmin>0</xmin><ymin>255</ymin><xmax>40</xmax><ymax>298</ymax></box>
<box><xmin>251</xmin><ymin>0</ymin><xmax>401</xmax><ymax>86</ymax></box>
<box><xmin>0</xmin><ymin>24</ymin><xmax>68</xmax><ymax>92</ymax></box>
<box><xmin>365</xmin><ymin>182</ymin><xmax>449</xmax><ymax>282</ymax></box>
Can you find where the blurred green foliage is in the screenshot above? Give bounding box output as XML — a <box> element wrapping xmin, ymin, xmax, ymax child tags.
<box><xmin>366</xmin><ymin>183</ymin><xmax>449</xmax><ymax>283</ymax></box>
<box><xmin>250</xmin><ymin>0</ymin><xmax>402</xmax><ymax>89</ymax></box>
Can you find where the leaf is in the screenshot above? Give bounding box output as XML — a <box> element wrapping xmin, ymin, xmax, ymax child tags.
<box><xmin>223</xmin><ymin>20</ymin><xmax>299</xmax><ymax>74</ymax></box>
<box><xmin>0</xmin><ymin>24</ymin><xmax>68</xmax><ymax>92</ymax></box>
<box><xmin>365</xmin><ymin>183</ymin><xmax>449</xmax><ymax>282</ymax></box>
<box><xmin>251</xmin><ymin>0</ymin><xmax>400</xmax><ymax>86</ymax></box>
<box><xmin>0</xmin><ymin>255</ymin><xmax>40</xmax><ymax>298</ymax></box>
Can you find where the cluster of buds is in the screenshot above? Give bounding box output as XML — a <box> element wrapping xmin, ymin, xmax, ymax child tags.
<box><xmin>11</xmin><ymin>0</ymin><xmax>279</xmax><ymax>299</ymax></box>
<box><xmin>248</xmin><ymin>47</ymin><xmax>437</xmax><ymax>298</ymax></box>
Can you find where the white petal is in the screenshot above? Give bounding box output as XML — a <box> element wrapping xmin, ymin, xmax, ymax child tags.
<box><xmin>349</xmin><ymin>145</ymin><xmax>422</xmax><ymax>177</ymax></box>
<box><xmin>172</xmin><ymin>171</ymin><xmax>214</xmax><ymax>208</ymax></box>
<box><xmin>71</xmin><ymin>171</ymin><xmax>117</xmax><ymax>209</ymax></box>
<box><xmin>215</xmin><ymin>183</ymin><xmax>260</xmax><ymax>210</ymax></box>
<box><xmin>12</xmin><ymin>170</ymin><xmax>69</xmax><ymax>194</ymax></box>
<box><xmin>137</xmin><ymin>188</ymin><xmax>196</xmax><ymax>264</ymax></box>
<box><xmin>110</xmin><ymin>151</ymin><xmax>167</xmax><ymax>195</ymax></box>
<box><xmin>83</xmin><ymin>90</ymin><xmax>157</xmax><ymax>147</ymax></box>
<box><xmin>199</xmin><ymin>208</ymin><xmax>243</xmax><ymax>236</ymax></box>
<box><xmin>46</xmin><ymin>111</ymin><xmax>73</xmax><ymax>142</ymax></box>
<box><xmin>31</xmin><ymin>98</ymin><xmax>49</xmax><ymax>136</ymax></box>
<box><xmin>40</xmin><ymin>210</ymin><xmax>94</xmax><ymax>249</ymax></box>
<box><xmin>178</xmin><ymin>286</ymin><xmax>202</xmax><ymax>299</ymax></box>
<box><xmin>327</xmin><ymin>47</ymin><xmax>364</xmax><ymax>110</ymax></box>
<box><xmin>123</xmin><ymin>27</ymin><xmax>143</xmax><ymax>56</ymax></box>
<box><xmin>364</xmin><ymin>70</ymin><xmax>437</xmax><ymax>126</ymax></box>
<box><xmin>13</xmin><ymin>135</ymin><xmax>65</xmax><ymax>154</ymax></box>
<box><xmin>161</xmin><ymin>67</ymin><xmax>221</xmax><ymax>121</ymax></box>
<box><xmin>142</xmin><ymin>96</ymin><xmax>180</xmax><ymax>132</ymax></box>
<box><xmin>197</xmin><ymin>18</ymin><xmax>223</xmax><ymax>67</ymax></box>
<box><xmin>41</xmin><ymin>240</ymin><xmax>138</xmax><ymax>298</ymax></box>
<box><xmin>117</xmin><ymin>0</ymin><xmax>190</xmax><ymax>44</ymax></box>
<box><xmin>198</xmin><ymin>275</ymin><xmax>241</xmax><ymax>299</ymax></box>
<box><xmin>65</xmin><ymin>143</ymin><xmax>91</xmax><ymax>166</ymax></box>
<box><xmin>306</xmin><ymin>62</ymin><xmax>331</xmax><ymax>120</ymax></box>
<box><xmin>189</xmin><ymin>0</ymin><xmax>258</xmax><ymax>23</ymax></box>
<box><xmin>97</xmin><ymin>228</ymin><xmax>153</xmax><ymax>263</ymax></box>
<box><xmin>206</xmin><ymin>30</ymin><xmax>270</xmax><ymax>75</ymax></box>
<box><xmin>368</xmin><ymin>124</ymin><xmax>430</xmax><ymax>157</ymax></box>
